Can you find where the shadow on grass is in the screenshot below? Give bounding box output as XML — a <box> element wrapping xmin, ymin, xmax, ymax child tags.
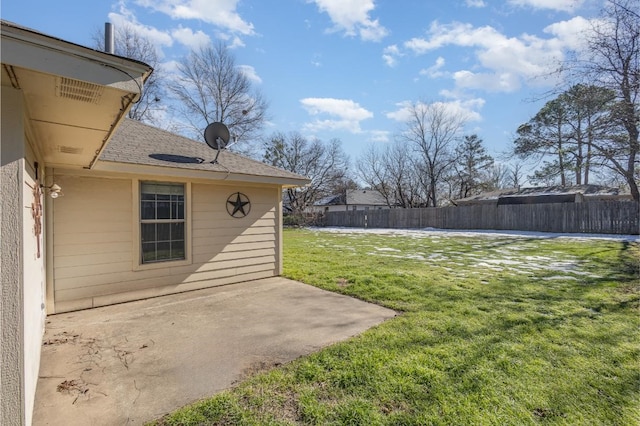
<box><xmin>156</xmin><ymin>231</ymin><xmax>639</xmax><ymax>425</ymax></box>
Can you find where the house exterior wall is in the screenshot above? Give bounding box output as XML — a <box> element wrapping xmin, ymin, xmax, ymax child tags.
<box><xmin>22</xmin><ymin>138</ymin><xmax>46</xmax><ymax>426</ymax></box>
<box><xmin>1</xmin><ymin>86</ymin><xmax>26</xmax><ymax>426</ymax></box>
<box><xmin>51</xmin><ymin>172</ymin><xmax>281</xmax><ymax>313</ymax></box>
<box><xmin>1</xmin><ymin>86</ymin><xmax>46</xmax><ymax>426</ymax></box>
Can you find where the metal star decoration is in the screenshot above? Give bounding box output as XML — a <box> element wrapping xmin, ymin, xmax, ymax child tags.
<box><xmin>226</xmin><ymin>192</ymin><xmax>251</xmax><ymax>218</ymax></box>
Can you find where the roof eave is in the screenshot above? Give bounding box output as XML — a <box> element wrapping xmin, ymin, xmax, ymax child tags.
<box><xmin>93</xmin><ymin>160</ymin><xmax>311</xmax><ymax>187</ymax></box>
<box><xmin>1</xmin><ymin>20</ymin><xmax>152</xmax><ymax>78</ymax></box>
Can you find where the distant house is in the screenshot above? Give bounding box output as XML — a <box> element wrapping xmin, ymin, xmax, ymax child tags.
<box><xmin>453</xmin><ymin>185</ymin><xmax>632</xmax><ymax>206</ymax></box>
<box><xmin>1</xmin><ymin>20</ymin><xmax>308</xmax><ymax>425</ymax></box>
<box><xmin>310</xmin><ymin>189</ymin><xmax>390</xmax><ymax>213</ymax></box>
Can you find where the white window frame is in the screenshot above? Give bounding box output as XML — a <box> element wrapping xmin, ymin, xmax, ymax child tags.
<box><xmin>132</xmin><ymin>179</ymin><xmax>192</xmax><ymax>271</ymax></box>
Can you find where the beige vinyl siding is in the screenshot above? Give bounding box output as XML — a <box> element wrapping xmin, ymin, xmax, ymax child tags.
<box><xmin>188</xmin><ymin>182</ymin><xmax>277</xmax><ymax>283</ymax></box>
<box><xmin>52</xmin><ymin>174</ymin><xmax>280</xmax><ymax>313</ymax></box>
<box><xmin>52</xmin><ymin>175</ymin><xmax>133</xmax><ymax>312</ymax></box>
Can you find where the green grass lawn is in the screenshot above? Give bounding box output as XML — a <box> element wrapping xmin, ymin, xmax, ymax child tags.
<box><xmin>155</xmin><ymin>228</ymin><xmax>639</xmax><ymax>425</ymax></box>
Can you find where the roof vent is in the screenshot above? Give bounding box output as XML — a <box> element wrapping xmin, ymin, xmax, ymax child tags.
<box><xmin>105</xmin><ymin>22</ymin><xmax>115</xmax><ymax>54</ymax></box>
<box><xmin>56</xmin><ymin>77</ymin><xmax>103</xmax><ymax>104</ymax></box>
<box><xmin>56</xmin><ymin>145</ymin><xmax>83</xmax><ymax>155</ymax></box>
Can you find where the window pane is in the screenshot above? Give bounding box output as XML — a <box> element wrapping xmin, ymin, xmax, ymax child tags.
<box><xmin>157</xmin><ymin>201</ymin><xmax>171</xmax><ymax>219</ymax></box>
<box><xmin>156</xmin><ymin>242</ymin><xmax>171</xmax><ymax>260</ymax></box>
<box><xmin>142</xmin><ymin>242</ymin><xmax>156</xmax><ymax>262</ymax></box>
<box><xmin>141</xmin><ymin>223</ymin><xmax>156</xmax><ymax>242</ymax></box>
<box><xmin>171</xmin><ymin>223</ymin><xmax>184</xmax><ymax>240</ymax></box>
<box><xmin>157</xmin><ymin>223</ymin><xmax>171</xmax><ymax>241</ymax></box>
<box><xmin>141</xmin><ymin>201</ymin><xmax>156</xmax><ymax>220</ymax></box>
<box><xmin>141</xmin><ymin>182</ymin><xmax>157</xmax><ymax>194</ymax></box>
<box><xmin>176</xmin><ymin>202</ymin><xmax>185</xmax><ymax>219</ymax></box>
<box><xmin>171</xmin><ymin>241</ymin><xmax>185</xmax><ymax>259</ymax></box>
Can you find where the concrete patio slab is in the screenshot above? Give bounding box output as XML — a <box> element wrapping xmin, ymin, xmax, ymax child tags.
<box><xmin>32</xmin><ymin>277</ymin><xmax>397</xmax><ymax>425</ymax></box>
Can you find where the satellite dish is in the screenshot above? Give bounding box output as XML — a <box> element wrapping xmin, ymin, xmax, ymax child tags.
<box><xmin>204</xmin><ymin>122</ymin><xmax>230</xmax><ymax>150</ymax></box>
<box><xmin>203</xmin><ymin>122</ymin><xmax>230</xmax><ymax>164</ymax></box>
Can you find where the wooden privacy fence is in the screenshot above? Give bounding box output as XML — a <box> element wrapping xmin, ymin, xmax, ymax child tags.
<box><xmin>323</xmin><ymin>201</ymin><xmax>640</xmax><ymax>235</ymax></box>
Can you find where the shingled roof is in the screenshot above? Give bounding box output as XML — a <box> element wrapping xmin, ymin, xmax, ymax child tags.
<box><xmin>97</xmin><ymin>119</ymin><xmax>310</xmax><ymax>186</ymax></box>
<box><xmin>314</xmin><ymin>189</ymin><xmax>388</xmax><ymax>207</ymax></box>
<box><xmin>454</xmin><ymin>184</ymin><xmax>631</xmax><ymax>205</ymax></box>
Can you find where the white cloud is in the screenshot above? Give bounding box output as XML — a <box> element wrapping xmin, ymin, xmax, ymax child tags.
<box><xmin>419</xmin><ymin>56</ymin><xmax>446</xmax><ymax>78</ymax></box>
<box><xmin>171</xmin><ymin>26</ymin><xmax>211</xmax><ymax>49</ymax></box>
<box><xmin>465</xmin><ymin>0</ymin><xmax>487</xmax><ymax>7</ymax></box>
<box><xmin>368</xmin><ymin>130</ymin><xmax>390</xmax><ymax>143</ymax></box>
<box><xmin>382</xmin><ymin>44</ymin><xmax>401</xmax><ymax>67</ymax></box>
<box><xmin>300</xmin><ymin>97</ymin><xmax>373</xmax><ymax>133</ymax></box>
<box><xmin>108</xmin><ymin>7</ymin><xmax>173</xmax><ymax>49</ymax></box>
<box><xmin>401</xmin><ymin>20</ymin><xmax>587</xmax><ymax>92</ymax></box>
<box><xmin>310</xmin><ymin>0</ymin><xmax>389</xmax><ymax>42</ymax></box>
<box><xmin>385</xmin><ymin>102</ymin><xmax>409</xmax><ymax>122</ymax></box>
<box><xmin>135</xmin><ymin>0</ymin><xmax>255</xmax><ymax>35</ymax></box>
<box><xmin>453</xmin><ymin>70</ymin><xmax>521</xmax><ymax>92</ymax></box>
<box><xmin>311</xmin><ymin>53</ymin><xmax>323</xmax><ymax>67</ymax></box>
<box><xmin>229</xmin><ymin>35</ymin><xmax>246</xmax><ymax>48</ymax></box>
<box><xmin>211</xmin><ymin>30</ymin><xmax>245</xmax><ymax>48</ymax></box>
<box><xmin>238</xmin><ymin>65</ymin><xmax>262</xmax><ymax>84</ymax></box>
<box><xmin>508</xmin><ymin>0</ymin><xmax>585</xmax><ymax>13</ymax></box>
<box><xmin>543</xmin><ymin>16</ymin><xmax>592</xmax><ymax>50</ymax></box>
<box><xmin>387</xmin><ymin>98</ymin><xmax>484</xmax><ymax>123</ymax></box>
<box><xmin>162</xmin><ymin>59</ymin><xmax>181</xmax><ymax>75</ymax></box>
<box><xmin>404</xmin><ymin>21</ymin><xmax>504</xmax><ymax>54</ymax></box>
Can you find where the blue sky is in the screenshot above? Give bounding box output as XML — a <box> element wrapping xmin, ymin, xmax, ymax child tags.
<box><xmin>1</xmin><ymin>0</ymin><xmax>603</xmax><ymax>170</ymax></box>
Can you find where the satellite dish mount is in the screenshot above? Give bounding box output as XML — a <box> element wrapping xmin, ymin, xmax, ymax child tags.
<box><xmin>203</xmin><ymin>122</ymin><xmax>231</xmax><ymax>164</ymax></box>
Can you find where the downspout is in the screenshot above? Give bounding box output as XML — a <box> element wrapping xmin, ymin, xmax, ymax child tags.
<box><xmin>44</xmin><ymin>167</ymin><xmax>55</xmax><ymax>314</ymax></box>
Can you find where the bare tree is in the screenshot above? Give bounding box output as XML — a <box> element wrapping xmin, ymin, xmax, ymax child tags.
<box><xmin>170</xmin><ymin>42</ymin><xmax>268</xmax><ymax>153</ymax></box>
<box><xmin>356</xmin><ymin>142</ymin><xmax>424</xmax><ymax>208</ymax></box>
<box><xmin>398</xmin><ymin>101</ymin><xmax>468</xmax><ymax>206</ymax></box>
<box><xmin>356</xmin><ymin>145</ymin><xmax>391</xmax><ymax>204</ymax></box>
<box><xmin>92</xmin><ymin>23</ymin><xmax>164</xmax><ymax>124</ymax></box>
<box><xmin>510</xmin><ymin>163</ymin><xmax>525</xmax><ymax>189</ymax></box>
<box><xmin>570</xmin><ymin>0</ymin><xmax>639</xmax><ymax>199</ymax></box>
<box><xmin>263</xmin><ymin>132</ymin><xmax>348</xmax><ymax>214</ymax></box>
<box><xmin>487</xmin><ymin>163</ymin><xmax>512</xmax><ymax>190</ymax></box>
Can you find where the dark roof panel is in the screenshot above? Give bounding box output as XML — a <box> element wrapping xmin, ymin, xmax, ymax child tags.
<box><xmin>455</xmin><ymin>185</ymin><xmax>627</xmax><ymax>204</ymax></box>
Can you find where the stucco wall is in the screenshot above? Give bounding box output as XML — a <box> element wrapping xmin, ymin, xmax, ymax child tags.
<box><xmin>52</xmin><ymin>173</ymin><xmax>281</xmax><ymax>313</ymax></box>
<box><xmin>2</xmin><ymin>86</ymin><xmax>25</xmax><ymax>426</ymax></box>
<box><xmin>22</xmin><ymin>146</ymin><xmax>46</xmax><ymax>426</ymax></box>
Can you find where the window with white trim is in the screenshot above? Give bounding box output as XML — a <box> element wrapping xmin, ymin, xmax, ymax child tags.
<box><xmin>140</xmin><ymin>182</ymin><xmax>185</xmax><ymax>264</ymax></box>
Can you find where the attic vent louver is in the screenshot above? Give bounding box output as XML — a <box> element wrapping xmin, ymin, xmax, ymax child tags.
<box><xmin>56</xmin><ymin>77</ymin><xmax>103</xmax><ymax>104</ymax></box>
<box><xmin>57</xmin><ymin>145</ymin><xmax>83</xmax><ymax>155</ymax></box>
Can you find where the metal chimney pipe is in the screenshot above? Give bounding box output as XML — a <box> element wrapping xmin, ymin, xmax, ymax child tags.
<box><xmin>105</xmin><ymin>22</ymin><xmax>115</xmax><ymax>54</ymax></box>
